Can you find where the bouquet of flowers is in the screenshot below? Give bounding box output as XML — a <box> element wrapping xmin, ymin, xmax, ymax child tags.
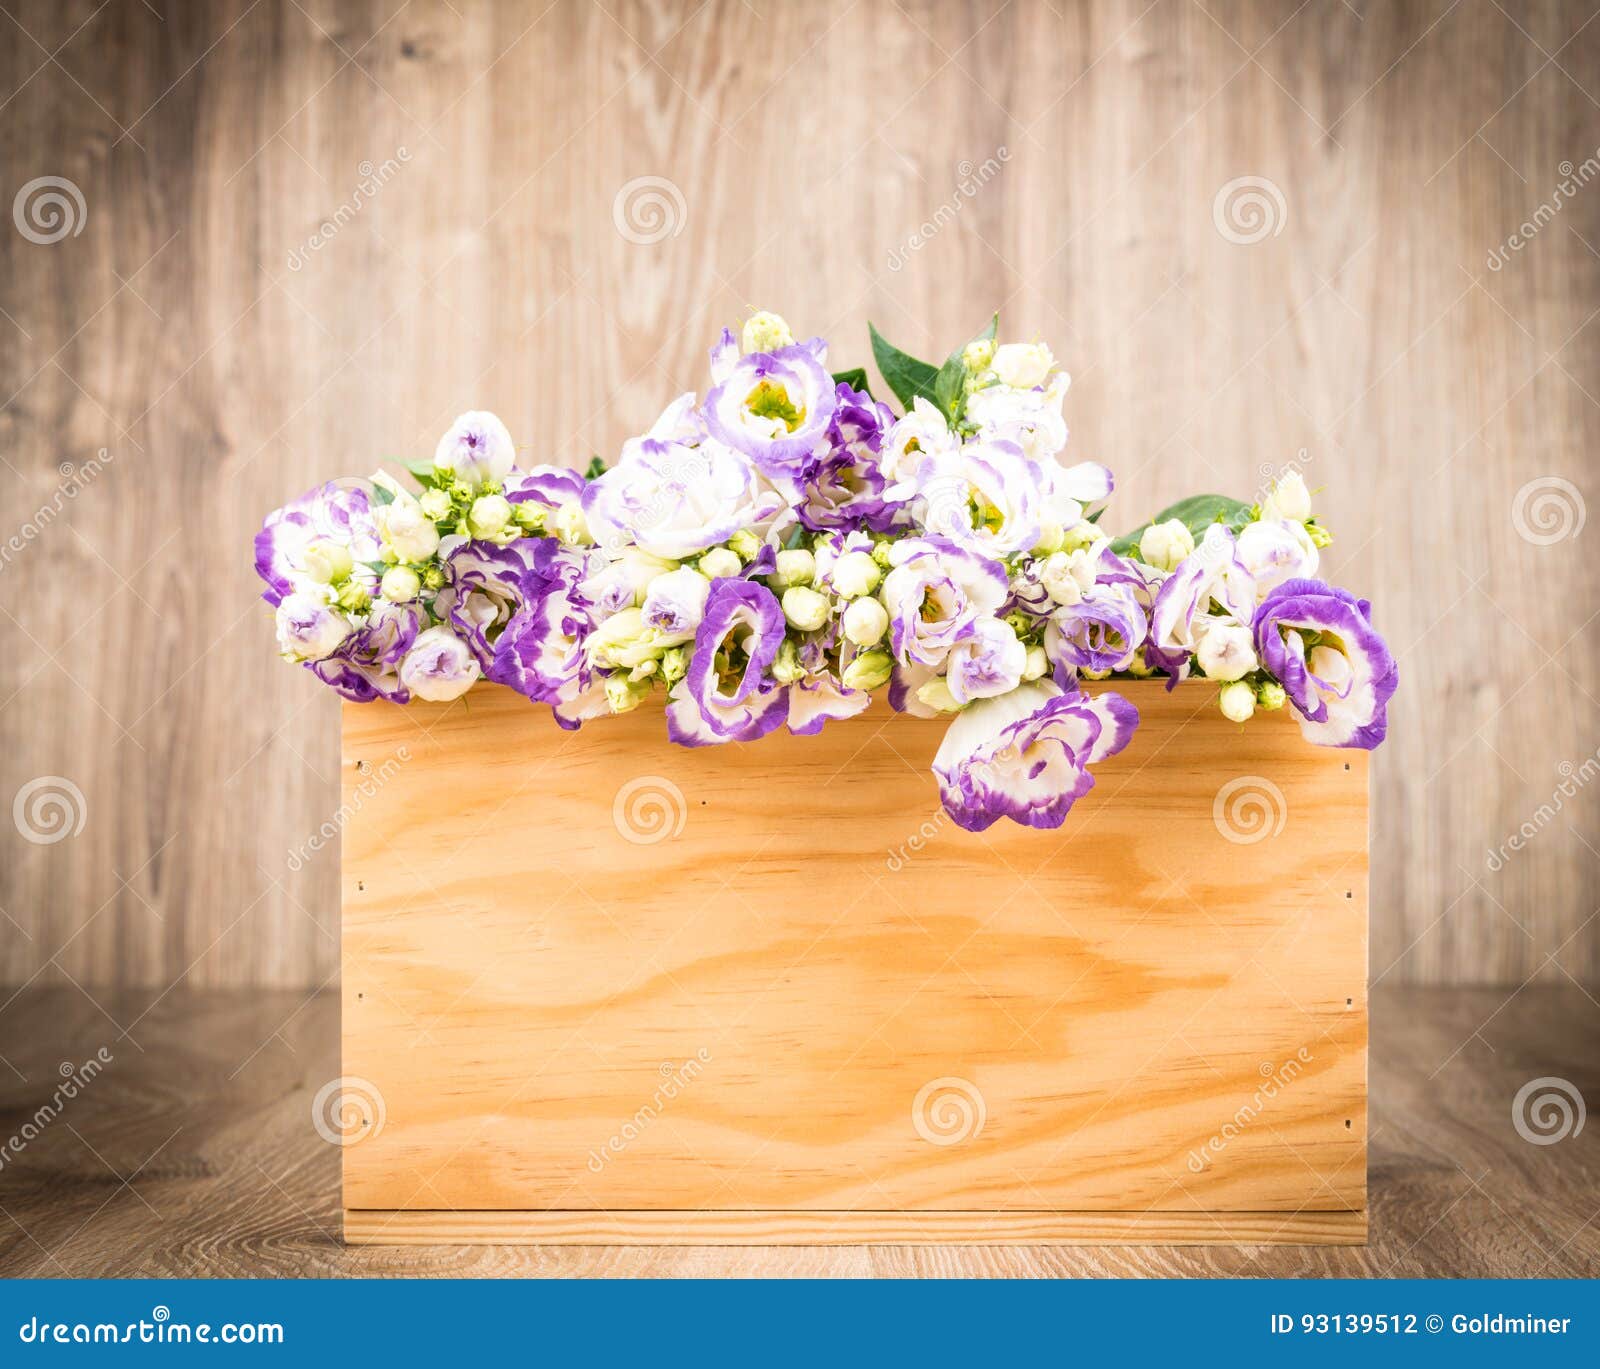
<box><xmin>255</xmin><ymin>311</ymin><xmax>1397</xmax><ymax>832</ymax></box>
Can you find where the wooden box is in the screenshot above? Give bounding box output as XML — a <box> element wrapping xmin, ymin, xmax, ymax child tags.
<box><xmin>339</xmin><ymin>681</ymin><xmax>1368</xmax><ymax>1245</ymax></box>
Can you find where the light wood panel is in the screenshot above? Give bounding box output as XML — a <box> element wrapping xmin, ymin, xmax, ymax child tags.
<box><xmin>1</xmin><ymin>0</ymin><xmax>1597</xmax><ymax>989</ymax></box>
<box><xmin>341</xmin><ymin>681</ymin><xmax>1367</xmax><ymax>1238</ymax></box>
<box><xmin>1</xmin><ymin>984</ymin><xmax>1597</xmax><ymax>1275</ymax></box>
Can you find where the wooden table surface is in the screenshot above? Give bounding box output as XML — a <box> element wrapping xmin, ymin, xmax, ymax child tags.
<box><xmin>0</xmin><ymin>985</ymin><xmax>1594</xmax><ymax>1278</ymax></box>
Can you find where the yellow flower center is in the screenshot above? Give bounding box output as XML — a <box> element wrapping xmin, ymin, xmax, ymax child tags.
<box><xmin>745</xmin><ymin>380</ymin><xmax>805</xmax><ymax>432</ymax></box>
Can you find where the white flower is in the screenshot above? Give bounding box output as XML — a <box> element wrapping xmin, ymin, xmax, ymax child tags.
<box><xmin>741</xmin><ymin>311</ymin><xmax>794</xmax><ymax>353</ymax></box>
<box><xmin>553</xmin><ymin>501</ymin><xmax>591</xmax><ymax>547</ymax></box>
<box><xmin>378</xmin><ymin>492</ymin><xmax>441</xmax><ymax>564</ymax></box>
<box><xmin>1236</xmin><ymin>518</ymin><xmax>1318</xmax><ymax>597</ymax></box>
<box><xmin>1040</xmin><ymin>543</ymin><xmax>1106</xmax><ymax>606</ymax></box>
<box><xmin>841</xmin><ymin>595</ymin><xmax>889</xmax><ymax>646</ymax></box>
<box><xmin>991</xmin><ymin>341</ymin><xmax>1055</xmax><ymax>389</ymax></box>
<box><xmin>944</xmin><ymin>617</ymin><xmax>1027</xmax><ymax>703</ymax></box>
<box><xmin>302</xmin><ymin>539</ymin><xmax>353</xmax><ymax>584</ymax></box>
<box><xmin>399</xmin><ymin>625</ymin><xmax>481</xmax><ymax>701</ymax></box>
<box><xmin>275</xmin><ymin>592</ymin><xmax>352</xmax><ymax>661</ymax></box>
<box><xmin>1262</xmin><ymin>471</ymin><xmax>1311</xmax><ymax>523</ymax></box>
<box><xmin>965</xmin><ymin>377</ymin><xmax>1069</xmax><ymax>465</ymax></box>
<box><xmin>1218</xmin><ymin>680</ymin><xmax>1257</xmax><ymax>722</ymax></box>
<box><xmin>1022</xmin><ymin>643</ymin><xmax>1050</xmax><ymax>680</ymax></box>
<box><xmin>588</xmin><ymin>608</ymin><xmax>670</xmax><ymax>670</ymax></box>
<box><xmin>640</xmin><ymin>566</ymin><xmax>712</xmax><ymax>642</ymax></box>
<box><xmin>830</xmin><ymin>549</ymin><xmax>881</xmax><ymax>597</ymax></box>
<box><xmin>380</xmin><ymin>566</ymin><xmax>421</xmax><ymax>602</ymax></box>
<box><xmin>467</xmin><ymin>493</ymin><xmax>514</xmax><ymax>540</ymax></box>
<box><xmin>880</xmin><ymin>397</ymin><xmax>957</xmax><ymax>483</ymax></box>
<box><xmin>900</xmin><ymin>438</ymin><xmax>1043</xmax><ymax>558</ymax></box>
<box><xmin>1194</xmin><ymin>617</ymin><xmax>1257</xmax><ymax>681</ymax></box>
<box><xmin>1139</xmin><ymin>518</ymin><xmax>1195</xmax><ymax>572</ymax></box>
<box><xmin>434</xmin><ymin>411</ymin><xmax>516</xmax><ymax>487</ymax></box>
<box><xmin>773</xmin><ymin>548</ymin><xmax>816</xmax><ymax>587</ymax></box>
<box><xmin>781</xmin><ymin>586</ymin><xmax>831</xmax><ymax>632</ymax></box>
<box><xmin>962</xmin><ymin>337</ymin><xmax>995</xmax><ymax>372</ymax></box>
<box><xmin>698</xmin><ymin>547</ymin><xmax>742</xmax><ymax>579</ymax></box>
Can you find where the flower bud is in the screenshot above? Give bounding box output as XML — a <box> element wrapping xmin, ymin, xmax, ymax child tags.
<box><xmin>1022</xmin><ymin>644</ymin><xmax>1050</xmax><ymax>680</ymax></box>
<box><xmin>382</xmin><ymin>496</ymin><xmax>441</xmax><ymax>563</ymax></box>
<box><xmin>553</xmin><ymin>501</ymin><xmax>591</xmax><ymax>547</ymax></box>
<box><xmin>1257</xmin><ymin>680</ymin><xmax>1287</xmax><ymax>711</ymax></box>
<box><xmin>1032</xmin><ymin>521</ymin><xmax>1065</xmax><ymax>555</ymax></box>
<box><xmin>871</xmin><ymin>540</ymin><xmax>894</xmax><ymax>568</ymax></box>
<box><xmin>605</xmin><ymin>673</ymin><xmax>651</xmax><ymax>714</ymax></box>
<box><xmin>773</xmin><ymin>548</ymin><xmax>816</xmax><ymax>587</ymax></box>
<box><xmin>841</xmin><ymin>650</ymin><xmax>892</xmax><ymax>692</ymax></box>
<box><xmin>698</xmin><ymin>547</ymin><xmax>742</xmax><ymax>579</ymax></box>
<box><xmin>468</xmin><ymin>494</ymin><xmax>513</xmax><ymax>539</ymax></box>
<box><xmin>771</xmin><ymin>638</ymin><xmax>805</xmax><ymax>685</ymax></box>
<box><xmin>1195</xmin><ymin>620</ymin><xmax>1257</xmax><ymax>682</ymax></box>
<box><xmin>1139</xmin><ymin>518</ymin><xmax>1195</xmax><ymax>572</ymax></box>
<box><xmin>741</xmin><ymin>311</ymin><xmax>795</xmax><ymax>354</ymax></box>
<box><xmin>422</xmin><ymin>565</ymin><xmax>446</xmax><ymax>590</ymax></box>
<box><xmin>1307</xmin><ymin>521</ymin><xmax>1333</xmax><ymax>548</ymax></box>
<box><xmin>830</xmin><ymin>550</ymin><xmax>881</xmax><ymax>597</ymax></box>
<box><xmin>513</xmin><ymin>502</ymin><xmax>547</xmax><ymax>532</ymax></box>
<box><xmin>1267</xmin><ymin>471</ymin><xmax>1312</xmax><ymax>522</ymax></box>
<box><xmin>991</xmin><ymin>341</ymin><xmax>1055</xmax><ymax>389</ymax></box>
<box><xmin>915</xmin><ymin>677</ymin><xmax>962</xmax><ymax>712</ymax></box>
<box><xmin>1079</xmin><ymin>667</ymin><xmax>1111</xmax><ymax>681</ymax></box>
<box><xmin>659</xmin><ymin>647</ymin><xmax>688</xmax><ymax>684</ymax></box>
<box><xmin>728</xmin><ymin>529</ymin><xmax>762</xmax><ymax>560</ymax></box>
<box><xmin>381</xmin><ymin>566</ymin><xmax>421</xmax><ymax>602</ymax></box>
<box><xmin>334</xmin><ymin>580</ymin><xmax>371</xmax><ymax>614</ymax></box>
<box><xmin>1219</xmin><ymin>680</ymin><xmax>1256</xmax><ymax>723</ymax></box>
<box><xmin>303</xmin><ymin>539</ymin><xmax>353</xmax><ymax>585</ymax></box>
<box><xmin>1128</xmin><ymin>648</ymin><xmax>1156</xmax><ymax>678</ymax></box>
<box><xmin>1059</xmin><ymin>521</ymin><xmax>1099</xmax><ymax>553</ymax></box>
<box><xmin>962</xmin><ymin>337</ymin><xmax>996</xmax><ymax>372</ymax></box>
<box><xmin>781</xmin><ymin>586</ymin><xmax>831</xmax><ymax>632</ymax></box>
<box><xmin>419</xmin><ymin>487</ymin><xmax>452</xmax><ymax>521</ymax></box>
<box><xmin>841</xmin><ymin>596</ymin><xmax>889</xmax><ymax>646</ymax></box>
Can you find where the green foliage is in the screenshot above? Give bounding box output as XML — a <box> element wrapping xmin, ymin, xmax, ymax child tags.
<box><xmin>1111</xmin><ymin>494</ymin><xmax>1253</xmax><ymax>556</ymax></box>
<box><xmin>868</xmin><ymin>324</ymin><xmax>941</xmax><ymax>411</ymax></box>
<box><xmin>584</xmin><ymin>456</ymin><xmax>607</xmax><ymax>480</ymax></box>
<box><xmin>831</xmin><ymin>367</ymin><xmax>872</xmax><ymax>397</ymax></box>
<box><xmin>931</xmin><ymin>314</ymin><xmax>997</xmax><ymax>424</ymax></box>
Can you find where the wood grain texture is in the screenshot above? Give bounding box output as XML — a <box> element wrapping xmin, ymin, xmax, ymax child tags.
<box><xmin>0</xmin><ymin>984</ymin><xmax>1593</xmax><ymax>1276</ymax></box>
<box><xmin>341</xmin><ymin>681</ymin><xmax>1367</xmax><ymax>1232</ymax></box>
<box><xmin>2</xmin><ymin>0</ymin><xmax>1598</xmax><ymax>991</ymax></box>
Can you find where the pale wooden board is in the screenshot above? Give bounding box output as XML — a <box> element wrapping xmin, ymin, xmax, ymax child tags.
<box><xmin>341</xmin><ymin>681</ymin><xmax>1367</xmax><ymax>1229</ymax></box>
<box><xmin>2</xmin><ymin>0</ymin><xmax>1598</xmax><ymax>994</ymax></box>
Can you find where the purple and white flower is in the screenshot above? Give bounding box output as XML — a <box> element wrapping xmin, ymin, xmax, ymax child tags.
<box><xmin>932</xmin><ymin>681</ymin><xmax>1139</xmax><ymax>831</ymax></box>
<box><xmin>666</xmin><ymin>579</ymin><xmax>789</xmax><ymax>746</ymax></box>
<box><xmin>945</xmin><ymin>617</ymin><xmax>1027</xmax><ymax>703</ymax></box>
<box><xmin>308</xmin><ymin>601</ymin><xmax>424</xmax><ymax>703</ymax></box>
<box><xmin>490</xmin><ymin>546</ymin><xmax>604</xmax><ymax>708</ymax></box>
<box><xmin>1044</xmin><ymin>580</ymin><xmax>1147</xmax><ymax>675</ymax></box>
<box><xmin>703</xmin><ymin>341</ymin><xmax>837</xmax><ymax>483</ymax></box>
<box><xmin>399</xmin><ymin>625</ymin><xmax>482</xmax><ymax>702</ymax></box>
<box><xmin>254</xmin><ymin>480</ymin><xmax>382</xmax><ymax>606</ymax></box>
<box><xmin>274</xmin><ymin>592</ymin><xmax>353</xmax><ymax>662</ymax></box>
<box><xmin>504</xmin><ymin>464</ymin><xmax>587</xmax><ymax>514</ymax></box>
<box><xmin>583</xmin><ymin>437</ymin><xmax>783</xmax><ymax>561</ymax></box>
<box><xmin>880</xmin><ymin>397</ymin><xmax>957</xmax><ymax>483</ymax></box>
<box><xmin>965</xmin><ymin>373</ymin><xmax>1070</xmax><ymax>465</ymax></box>
<box><xmin>640</xmin><ymin>566</ymin><xmax>712</xmax><ymax>643</ymax></box>
<box><xmin>1254</xmin><ymin>579</ymin><xmax>1398</xmax><ymax>749</ymax></box>
<box><xmin>795</xmin><ymin>385</ymin><xmax>902</xmax><ymax>531</ymax></box>
<box><xmin>786</xmin><ymin>675</ymin><xmax>870</xmax><ymax>735</ymax></box>
<box><xmin>898</xmin><ymin>438</ymin><xmax>1044</xmax><ymax>557</ymax></box>
<box><xmin>436</xmin><ymin>537</ymin><xmax>550</xmax><ymax>668</ymax></box>
<box><xmin>880</xmin><ymin>536</ymin><xmax>1009</xmax><ymax>667</ymax></box>
<box><xmin>1235</xmin><ymin>518</ymin><xmax>1319</xmax><ymax>598</ymax></box>
<box><xmin>1149</xmin><ymin>525</ymin><xmax>1256</xmax><ymax>661</ymax></box>
<box><xmin>434</xmin><ymin>411</ymin><xmax>516</xmax><ymax>487</ymax></box>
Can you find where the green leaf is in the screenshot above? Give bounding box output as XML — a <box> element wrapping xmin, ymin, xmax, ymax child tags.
<box><xmin>932</xmin><ymin>314</ymin><xmax>998</xmax><ymax>424</ymax></box>
<box><xmin>370</xmin><ymin>483</ymin><xmax>396</xmax><ymax>507</ymax></box>
<box><xmin>1111</xmin><ymin>493</ymin><xmax>1252</xmax><ymax>557</ymax></box>
<box><xmin>831</xmin><ymin>367</ymin><xmax>872</xmax><ymax>397</ymax></box>
<box><xmin>406</xmin><ymin>459</ymin><xmax>439</xmax><ymax>488</ymax></box>
<box><xmin>869</xmin><ymin>323</ymin><xmax>940</xmax><ymax>412</ymax></box>
<box><xmin>583</xmin><ymin>456</ymin><xmax>607</xmax><ymax>480</ymax></box>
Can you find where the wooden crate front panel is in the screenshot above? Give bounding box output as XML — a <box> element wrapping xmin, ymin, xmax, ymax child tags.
<box><xmin>341</xmin><ymin>681</ymin><xmax>1367</xmax><ymax>1214</ymax></box>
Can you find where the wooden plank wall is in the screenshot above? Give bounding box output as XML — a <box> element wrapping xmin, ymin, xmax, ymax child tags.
<box><xmin>1</xmin><ymin>0</ymin><xmax>1596</xmax><ymax>988</ymax></box>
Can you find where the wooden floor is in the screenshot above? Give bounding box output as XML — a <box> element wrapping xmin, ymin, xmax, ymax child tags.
<box><xmin>0</xmin><ymin>985</ymin><xmax>1594</xmax><ymax>1277</ymax></box>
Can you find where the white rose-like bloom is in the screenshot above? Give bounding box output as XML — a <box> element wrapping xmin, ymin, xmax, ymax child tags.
<box><xmin>991</xmin><ymin>341</ymin><xmax>1055</xmax><ymax>389</ymax></box>
<box><xmin>965</xmin><ymin>375</ymin><xmax>1070</xmax><ymax>467</ymax></box>
<box><xmin>380</xmin><ymin>566</ymin><xmax>421</xmax><ymax>603</ymax></box>
<box><xmin>773</xmin><ymin>548</ymin><xmax>815</xmax><ymax>587</ymax></box>
<box><xmin>698</xmin><ymin>547</ymin><xmax>742</xmax><ymax>579</ymax></box>
<box><xmin>1139</xmin><ymin>518</ymin><xmax>1195</xmax><ymax>572</ymax></box>
<box><xmin>1262</xmin><ymin>471</ymin><xmax>1312</xmax><ymax>523</ymax></box>
<box><xmin>880</xmin><ymin>397</ymin><xmax>957</xmax><ymax>483</ymax></box>
<box><xmin>1194</xmin><ymin>618</ymin><xmax>1258</xmax><ymax>682</ymax></box>
<box><xmin>302</xmin><ymin>539</ymin><xmax>353</xmax><ymax>585</ymax></box>
<box><xmin>588</xmin><ymin>608</ymin><xmax>670</xmax><ymax>670</ymax></box>
<box><xmin>1235</xmin><ymin>518</ymin><xmax>1319</xmax><ymax>598</ymax></box>
<box><xmin>640</xmin><ymin>566</ymin><xmax>712</xmax><ymax>643</ymax></box>
<box><xmin>841</xmin><ymin>595</ymin><xmax>889</xmax><ymax>646</ymax></box>
<box><xmin>399</xmin><ymin>625</ymin><xmax>481</xmax><ymax>702</ymax></box>
<box><xmin>379</xmin><ymin>492</ymin><xmax>441</xmax><ymax>564</ymax></box>
<box><xmin>467</xmin><ymin>494</ymin><xmax>514</xmax><ymax>540</ymax></box>
<box><xmin>434</xmin><ymin>411</ymin><xmax>516</xmax><ymax>487</ymax></box>
<box><xmin>831</xmin><ymin>549</ymin><xmax>881</xmax><ymax>597</ymax></box>
<box><xmin>782</xmin><ymin>586</ymin><xmax>831</xmax><ymax>632</ymax></box>
<box><xmin>275</xmin><ymin>592</ymin><xmax>353</xmax><ymax>661</ymax></box>
<box><xmin>1040</xmin><ymin>542</ymin><xmax>1107</xmax><ymax>606</ymax></box>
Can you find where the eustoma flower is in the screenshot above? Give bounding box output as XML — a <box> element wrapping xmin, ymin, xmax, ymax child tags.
<box><xmin>666</xmin><ymin>579</ymin><xmax>789</xmax><ymax>745</ymax></box>
<box><xmin>880</xmin><ymin>536</ymin><xmax>1008</xmax><ymax>667</ymax></box>
<box><xmin>254</xmin><ymin>480</ymin><xmax>382</xmax><ymax>606</ymax></box>
<box><xmin>703</xmin><ymin>329</ymin><xmax>837</xmax><ymax>484</ymax></box>
<box><xmin>1253</xmin><ymin>579</ymin><xmax>1398</xmax><ymax>748</ymax></box>
<box><xmin>932</xmin><ymin>682</ymin><xmax>1139</xmax><ymax>831</ymax></box>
